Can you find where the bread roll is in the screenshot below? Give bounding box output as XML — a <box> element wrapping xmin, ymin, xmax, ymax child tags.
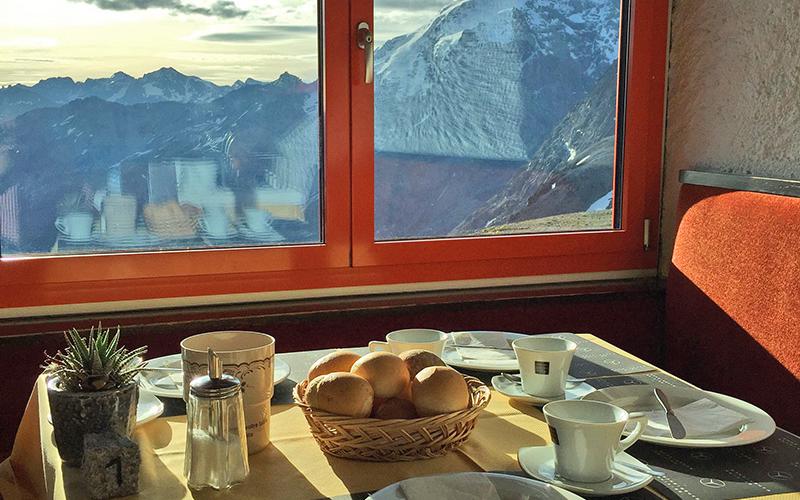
<box><xmin>371</xmin><ymin>397</ymin><xmax>387</xmax><ymax>416</ymax></box>
<box><xmin>307</xmin><ymin>351</ymin><xmax>361</xmax><ymax>381</ymax></box>
<box><xmin>397</xmin><ymin>381</ymin><xmax>413</xmax><ymax>401</ymax></box>
<box><xmin>399</xmin><ymin>349</ymin><xmax>446</xmax><ymax>379</ymax></box>
<box><xmin>350</xmin><ymin>352</ymin><xmax>410</xmax><ymax>399</ymax></box>
<box><xmin>374</xmin><ymin>398</ymin><xmax>418</xmax><ymax>419</ymax></box>
<box><xmin>411</xmin><ymin>366</ymin><xmax>470</xmax><ymax>416</ymax></box>
<box><xmin>305</xmin><ymin>372</ymin><xmax>373</xmax><ymax>417</ymax></box>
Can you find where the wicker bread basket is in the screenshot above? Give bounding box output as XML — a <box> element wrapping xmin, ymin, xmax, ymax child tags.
<box><xmin>293</xmin><ymin>375</ymin><xmax>491</xmax><ymax>461</ymax></box>
<box><xmin>143</xmin><ymin>202</ymin><xmax>201</xmax><ymax>238</ymax></box>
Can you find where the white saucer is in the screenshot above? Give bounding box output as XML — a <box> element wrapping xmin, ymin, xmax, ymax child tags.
<box><xmin>93</xmin><ymin>230</ymin><xmax>162</xmax><ymax>247</ymax></box>
<box><xmin>240</xmin><ymin>225</ymin><xmax>285</xmax><ymax>242</ymax></box>
<box><xmin>136</xmin><ymin>390</ymin><xmax>165</xmax><ymax>426</ymax></box>
<box><xmin>491</xmin><ymin>375</ymin><xmax>595</xmax><ymax>405</ymax></box>
<box><xmin>60</xmin><ymin>235</ymin><xmax>93</xmax><ymax>244</ymax></box>
<box><xmin>581</xmin><ymin>385</ymin><xmax>776</xmax><ymax>448</ymax></box>
<box><xmin>518</xmin><ymin>445</ymin><xmax>653</xmax><ymax>496</ymax></box>
<box><xmin>202</xmin><ymin>228</ymin><xmax>238</xmax><ymax>240</ymax></box>
<box><xmin>138</xmin><ymin>354</ymin><xmax>292</xmax><ymax>399</ymax></box>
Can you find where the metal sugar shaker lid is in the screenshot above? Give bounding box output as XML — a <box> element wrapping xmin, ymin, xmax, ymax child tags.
<box><xmin>189</xmin><ymin>347</ymin><xmax>241</xmax><ymax>399</ymax></box>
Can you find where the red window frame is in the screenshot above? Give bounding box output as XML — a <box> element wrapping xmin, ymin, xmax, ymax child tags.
<box><xmin>0</xmin><ymin>0</ymin><xmax>669</xmax><ymax>312</ymax></box>
<box><xmin>351</xmin><ymin>0</ymin><xmax>665</xmax><ymax>269</ymax></box>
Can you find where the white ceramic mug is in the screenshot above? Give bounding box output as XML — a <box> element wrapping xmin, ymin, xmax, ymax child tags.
<box><xmin>202</xmin><ymin>189</ymin><xmax>236</xmax><ymax>220</ymax></box>
<box><xmin>55</xmin><ymin>212</ymin><xmax>94</xmax><ymax>239</ymax></box>
<box><xmin>179</xmin><ymin>160</ymin><xmax>218</xmax><ymax>193</ymax></box>
<box><xmin>543</xmin><ymin>400</ymin><xmax>648</xmax><ymax>483</ymax></box>
<box><xmin>181</xmin><ymin>331</ymin><xmax>275</xmax><ymax>454</ymax></box>
<box><xmin>243</xmin><ymin>207</ymin><xmax>272</xmax><ymax>233</ymax></box>
<box><xmin>512</xmin><ymin>337</ymin><xmax>577</xmax><ymax>398</ymax></box>
<box><xmin>199</xmin><ymin>208</ymin><xmax>230</xmax><ymax>237</ymax></box>
<box><xmin>368</xmin><ymin>328</ymin><xmax>448</xmax><ymax>356</ymax></box>
<box><xmin>103</xmin><ymin>195</ymin><xmax>137</xmax><ymax>236</ymax></box>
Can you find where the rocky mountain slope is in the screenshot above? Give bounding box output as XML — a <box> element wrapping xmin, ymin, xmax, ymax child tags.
<box><xmin>374</xmin><ymin>0</ymin><xmax>619</xmax><ymax>161</ymax></box>
<box><xmin>454</xmin><ymin>64</ymin><xmax>618</xmax><ymax>233</ymax></box>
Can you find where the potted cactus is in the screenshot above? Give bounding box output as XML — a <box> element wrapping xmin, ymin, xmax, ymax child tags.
<box><xmin>43</xmin><ymin>324</ymin><xmax>147</xmax><ymax>466</ymax></box>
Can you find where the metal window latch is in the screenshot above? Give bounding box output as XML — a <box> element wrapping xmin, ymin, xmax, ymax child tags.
<box><xmin>643</xmin><ymin>218</ymin><xmax>651</xmax><ymax>251</ymax></box>
<box><xmin>357</xmin><ymin>22</ymin><xmax>374</xmax><ymax>84</ymax></box>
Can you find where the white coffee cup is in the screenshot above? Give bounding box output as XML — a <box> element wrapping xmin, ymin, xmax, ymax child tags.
<box><xmin>543</xmin><ymin>400</ymin><xmax>648</xmax><ymax>483</ymax></box>
<box><xmin>55</xmin><ymin>212</ymin><xmax>94</xmax><ymax>239</ymax></box>
<box><xmin>512</xmin><ymin>337</ymin><xmax>577</xmax><ymax>398</ymax></box>
<box><xmin>103</xmin><ymin>195</ymin><xmax>137</xmax><ymax>236</ymax></box>
<box><xmin>368</xmin><ymin>328</ymin><xmax>448</xmax><ymax>356</ymax></box>
<box><xmin>243</xmin><ymin>207</ymin><xmax>272</xmax><ymax>233</ymax></box>
<box><xmin>181</xmin><ymin>331</ymin><xmax>275</xmax><ymax>454</ymax></box>
<box><xmin>200</xmin><ymin>208</ymin><xmax>230</xmax><ymax>237</ymax></box>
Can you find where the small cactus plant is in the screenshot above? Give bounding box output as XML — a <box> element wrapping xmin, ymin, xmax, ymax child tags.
<box><xmin>44</xmin><ymin>324</ymin><xmax>147</xmax><ymax>392</ymax></box>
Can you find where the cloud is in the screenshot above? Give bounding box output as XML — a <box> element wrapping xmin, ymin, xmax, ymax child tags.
<box><xmin>196</xmin><ymin>25</ymin><xmax>317</xmax><ymax>43</ymax></box>
<box><xmin>14</xmin><ymin>58</ymin><xmax>56</xmax><ymax>63</ymax></box>
<box><xmin>0</xmin><ymin>37</ymin><xmax>59</xmax><ymax>48</ymax></box>
<box><xmin>70</xmin><ymin>0</ymin><xmax>249</xmax><ymax>18</ymax></box>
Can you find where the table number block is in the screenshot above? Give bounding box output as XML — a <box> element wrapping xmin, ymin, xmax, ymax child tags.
<box><xmin>81</xmin><ymin>432</ymin><xmax>140</xmax><ymax>499</ymax></box>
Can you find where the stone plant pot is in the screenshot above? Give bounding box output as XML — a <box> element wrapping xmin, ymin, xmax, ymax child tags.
<box><xmin>46</xmin><ymin>377</ymin><xmax>138</xmax><ymax>467</ymax></box>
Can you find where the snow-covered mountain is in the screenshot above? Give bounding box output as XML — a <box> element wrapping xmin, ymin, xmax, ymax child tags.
<box><xmin>374</xmin><ymin>0</ymin><xmax>619</xmax><ymax>161</ymax></box>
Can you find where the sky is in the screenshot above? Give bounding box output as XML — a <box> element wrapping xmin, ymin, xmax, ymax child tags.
<box><xmin>0</xmin><ymin>0</ymin><xmax>455</xmax><ymax>86</ymax></box>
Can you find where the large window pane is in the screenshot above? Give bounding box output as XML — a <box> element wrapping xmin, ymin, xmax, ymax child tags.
<box><xmin>0</xmin><ymin>0</ymin><xmax>320</xmax><ymax>256</ymax></box>
<box><xmin>374</xmin><ymin>0</ymin><xmax>621</xmax><ymax>240</ymax></box>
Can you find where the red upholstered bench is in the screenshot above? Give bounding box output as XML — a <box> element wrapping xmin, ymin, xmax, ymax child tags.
<box><xmin>664</xmin><ymin>182</ymin><xmax>800</xmax><ymax>433</ymax></box>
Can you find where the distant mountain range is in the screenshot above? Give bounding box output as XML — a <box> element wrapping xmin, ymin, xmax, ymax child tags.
<box><xmin>0</xmin><ymin>68</ymin><xmax>311</xmax><ymax>121</ymax></box>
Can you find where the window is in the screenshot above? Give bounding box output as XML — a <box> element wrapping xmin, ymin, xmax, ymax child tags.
<box><xmin>373</xmin><ymin>0</ymin><xmax>621</xmax><ymax>241</ymax></box>
<box><xmin>0</xmin><ymin>0</ymin><xmax>668</xmax><ymax>312</ymax></box>
<box><xmin>1</xmin><ymin>0</ymin><xmax>322</xmax><ymax>256</ymax></box>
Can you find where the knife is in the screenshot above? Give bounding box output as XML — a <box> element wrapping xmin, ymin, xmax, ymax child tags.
<box><xmin>653</xmin><ymin>388</ymin><xmax>687</xmax><ymax>439</ymax></box>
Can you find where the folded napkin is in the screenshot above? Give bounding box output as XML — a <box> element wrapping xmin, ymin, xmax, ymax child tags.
<box><xmin>147</xmin><ymin>372</ymin><xmax>182</xmax><ymax>390</ymax></box>
<box><xmin>451</xmin><ymin>333</ymin><xmax>517</xmax><ymax>362</ymax></box>
<box><xmin>399</xmin><ymin>475</ymin><xmax>501</xmax><ymax>500</ymax></box>
<box><xmin>640</xmin><ymin>398</ymin><xmax>750</xmax><ymax>438</ymax></box>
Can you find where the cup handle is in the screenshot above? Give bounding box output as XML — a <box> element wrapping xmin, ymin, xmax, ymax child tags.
<box><xmin>617</xmin><ymin>412</ymin><xmax>648</xmax><ymax>453</ymax></box>
<box><xmin>54</xmin><ymin>217</ymin><xmax>66</xmax><ymax>234</ymax></box>
<box><xmin>368</xmin><ymin>341</ymin><xmax>388</xmax><ymax>352</ymax></box>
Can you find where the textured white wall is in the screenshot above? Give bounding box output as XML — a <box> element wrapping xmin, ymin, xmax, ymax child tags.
<box><xmin>660</xmin><ymin>0</ymin><xmax>800</xmax><ymax>273</ymax></box>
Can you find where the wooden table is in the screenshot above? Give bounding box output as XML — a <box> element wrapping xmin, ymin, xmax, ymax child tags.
<box><xmin>1</xmin><ymin>335</ymin><xmax>797</xmax><ymax>500</ymax></box>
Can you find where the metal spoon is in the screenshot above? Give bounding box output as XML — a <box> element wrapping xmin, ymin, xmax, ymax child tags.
<box><xmin>615</xmin><ymin>461</ymin><xmax>665</xmax><ymax>477</ymax></box>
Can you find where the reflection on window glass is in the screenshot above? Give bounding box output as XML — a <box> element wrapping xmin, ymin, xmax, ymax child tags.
<box><xmin>374</xmin><ymin>0</ymin><xmax>621</xmax><ymax>240</ymax></box>
<box><xmin>0</xmin><ymin>0</ymin><xmax>320</xmax><ymax>256</ymax></box>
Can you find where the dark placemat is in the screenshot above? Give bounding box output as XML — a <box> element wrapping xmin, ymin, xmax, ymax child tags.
<box><xmin>538</xmin><ymin>333</ymin><xmax>656</xmax><ymax>379</ymax></box>
<box><xmin>630</xmin><ymin>428</ymin><xmax>800</xmax><ymax>500</ymax></box>
<box><xmin>585</xmin><ymin>370</ymin><xmax>800</xmax><ymax>499</ymax></box>
<box><xmin>584</xmin><ymin>371</ymin><xmax>698</xmax><ymax>391</ymax></box>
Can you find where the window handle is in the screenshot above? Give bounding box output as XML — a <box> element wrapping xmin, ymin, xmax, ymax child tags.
<box><xmin>357</xmin><ymin>22</ymin><xmax>374</xmax><ymax>84</ymax></box>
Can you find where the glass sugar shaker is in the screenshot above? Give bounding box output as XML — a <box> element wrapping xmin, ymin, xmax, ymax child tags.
<box><xmin>184</xmin><ymin>348</ymin><xmax>249</xmax><ymax>490</ymax></box>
